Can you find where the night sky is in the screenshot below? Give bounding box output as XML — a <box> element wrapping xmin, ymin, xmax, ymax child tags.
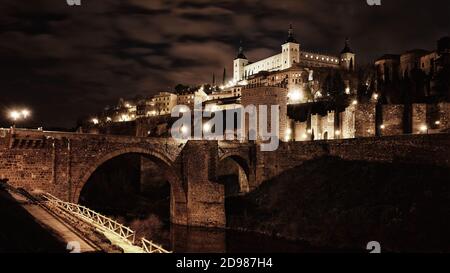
<box><xmin>0</xmin><ymin>0</ymin><xmax>449</xmax><ymax>128</ymax></box>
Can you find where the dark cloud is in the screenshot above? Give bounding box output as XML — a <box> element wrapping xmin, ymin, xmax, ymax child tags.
<box><xmin>0</xmin><ymin>0</ymin><xmax>449</xmax><ymax>128</ymax></box>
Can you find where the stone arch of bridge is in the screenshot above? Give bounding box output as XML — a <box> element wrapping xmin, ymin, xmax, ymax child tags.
<box><xmin>218</xmin><ymin>153</ymin><xmax>252</xmax><ymax>194</ymax></box>
<box><xmin>73</xmin><ymin>147</ymin><xmax>187</xmax><ymax>225</ymax></box>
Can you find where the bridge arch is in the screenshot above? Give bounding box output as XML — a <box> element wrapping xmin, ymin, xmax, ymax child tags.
<box><xmin>73</xmin><ymin>147</ymin><xmax>187</xmax><ymax>225</ymax></box>
<box><xmin>218</xmin><ymin>153</ymin><xmax>252</xmax><ymax>195</ymax></box>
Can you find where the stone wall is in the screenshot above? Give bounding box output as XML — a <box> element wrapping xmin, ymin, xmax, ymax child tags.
<box><xmin>340</xmin><ymin>105</ymin><xmax>356</xmax><ymax>139</ymax></box>
<box><xmin>311</xmin><ymin>111</ymin><xmax>335</xmax><ymax>140</ymax></box>
<box><xmin>354</xmin><ymin>103</ymin><xmax>376</xmax><ymax>137</ymax></box>
<box><xmin>381</xmin><ymin>105</ymin><xmax>404</xmax><ymax>136</ymax></box>
<box><xmin>294</xmin><ymin>121</ymin><xmax>308</xmax><ymax>141</ymax></box>
<box><xmin>241</xmin><ymin>86</ymin><xmax>288</xmax><ymax>140</ymax></box>
<box><xmin>439</xmin><ymin>102</ymin><xmax>450</xmax><ymax>132</ymax></box>
<box><xmin>255</xmin><ymin>134</ymin><xmax>450</xmax><ymax>184</ymax></box>
<box><xmin>412</xmin><ymin>104</ymin><xmax>427</xmax><ymax>134</ymax></box>
<box><xmin>136</xmin><ymin>115</ymin><xmax>175</xmax><ymax>137</ymax></box>
<box><xmin>287</xmin><ymin>102</ymin><xmax>450</xmax><ymax>141</ymax></box>
<box><xmin>84</xmin><ymin>121</ymin><xmax>137</xmax><ymax>136</ymax></box>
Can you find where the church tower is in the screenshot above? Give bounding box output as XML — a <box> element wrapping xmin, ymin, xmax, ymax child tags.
<box><xmin>340</xmin><ymin>38</ymin><xmax>356</xmax><ymax>71</ymax></box>
<box><xmin>281</xmin><ymin>24</ymin><xmax>300</xmax><ymax>70</ymax></box>
<box><xmin>233</xmin><ymin>43</ymin><xmax>249</xmax><ymax>82</ymax></box>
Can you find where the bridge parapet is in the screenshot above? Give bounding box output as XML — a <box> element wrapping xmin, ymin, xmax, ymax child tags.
<box><xmin>1</xmin><ymin>129</ymin><xmax>186</xmax><ymax>162</ymax></box>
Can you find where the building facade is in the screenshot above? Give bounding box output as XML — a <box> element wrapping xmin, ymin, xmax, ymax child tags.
<box><xmin>375</xmin><ymin>36</ymin><xmax>450</xmax><ymax>102</ymax></box>
<box><xmin>233</xmin><ymin>25</ymin><xmax>355</xmax><ymax>83</ymax></box>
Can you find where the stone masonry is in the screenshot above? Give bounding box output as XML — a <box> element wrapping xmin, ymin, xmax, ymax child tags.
<box><xmin>1</xmin><ymin>128</ymin><xmax>450</xmax><ymax>228</ymax></box>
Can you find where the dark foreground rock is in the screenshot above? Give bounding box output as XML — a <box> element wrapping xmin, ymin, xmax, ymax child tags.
<box><xmin>227</xmin><ymin>156</ymin><xmax>450</xmax><ymax>252</ymax></box>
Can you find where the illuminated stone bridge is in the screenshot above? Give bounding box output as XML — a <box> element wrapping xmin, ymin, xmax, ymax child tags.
<box><xmin>1</xmin><ymin>128</ymin><xmax>449</xmax><ymax>228</ymax></box>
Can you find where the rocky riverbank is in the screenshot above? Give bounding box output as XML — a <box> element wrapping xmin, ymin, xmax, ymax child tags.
<box><xmin>226</xmin><ymin>156</ymin><xmax>450</xmax><ymax>252</ymax></box>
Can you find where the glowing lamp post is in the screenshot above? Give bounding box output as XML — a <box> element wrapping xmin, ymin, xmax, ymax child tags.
<box><xmin>285</xmin><ymin>128</ymin><xmax>292</xmax><ymax>142</ymax></box>
<box><xmin>9</xmin><ymin>111</ymin><xmax>20</xmax><ymax>122</ymax></box>
<box><xmin>420</xmin><ymin>124</ymin><xmax>428</xmax><ymax>134</ymax></box>
<box><xmin>21</xmin><ymin>109</ymin><xmax>30</xmax><ymax>119</ymax></box>
<box><xmin>8</xmin><ymin>108</ymin><xmax>31</xmax><ymax>129</ymax></box>
<box><xmin>335</xmin><ymin>130</ymin><xmax>341</xmax><ymax>139</ymax></box>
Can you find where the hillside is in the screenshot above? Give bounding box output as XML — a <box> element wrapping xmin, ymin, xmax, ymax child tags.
<box><xmin>227</xmin><ymin>157</ymin><xmax>450</xmax><ymax>252</ymax></box>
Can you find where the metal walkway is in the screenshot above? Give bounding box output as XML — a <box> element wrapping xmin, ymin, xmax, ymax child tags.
<box><xmin>42</xmin><ymin>193</ymin><xmax>171</xmax><ymax>253</ymax></box>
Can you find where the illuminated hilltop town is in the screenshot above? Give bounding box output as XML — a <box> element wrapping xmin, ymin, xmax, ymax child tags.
<box><xmin>84</xmin><ymin>26</ymin><xmax>450</xmax><ymax>141</ymax></box>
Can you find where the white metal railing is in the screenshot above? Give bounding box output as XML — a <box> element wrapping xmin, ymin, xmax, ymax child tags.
<box><xmin>141</xmin><ymin>238</ymin><xmax>170</xmax><ymax>253</ymax></box>
<box><xmin>42</xmin><ymin>193</ymin><xmax>170</xmax><ymax>253</ymax></box>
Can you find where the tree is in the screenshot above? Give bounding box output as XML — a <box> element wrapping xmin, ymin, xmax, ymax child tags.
<box><xmin>304</xmin><ymin>84</ymin><xmax>314</xmax><ymax>102</ymax></box>
<box><xmin>435</xmin><ymin>65</ymin><xmax>450</xmax><ymax>102</ymax></box>
<box><xmin>174</xmin><ymin>84</ymin><xmax>190</xmax><ymax>94</ymax></box>
<box><xmin>222</xmin><ymin>68</ymin><xmax>227</xmax><ymax>85</ymax></box>
<box><xmin>328</xmin><ymin>71</ymin><xmax>346</xmax><ymax>107</ymax></box>
<box><xmin>356</xmin><ymin>68</ymin><xmax>371</xmax><ymax>103</ymax></box>
<box><xmin>322</xmin><ymin>71</ymin><xmax>347</xmax><ymax>134</ymax></box>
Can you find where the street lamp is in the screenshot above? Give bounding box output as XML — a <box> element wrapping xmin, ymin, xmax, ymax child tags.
<box><xmin>21</xmin><ymin>109</ymin><xmax>30</xmax><ymax>119</ymax></box>
<box><xmin>420</xmin><ymin>124</ymin><xmax>428</xmax><ymax>134</ymax></box>
<box><xmin>335</xmin><ymin>130</ymin><xmax>341</xmax><ymax>138</ymax></box>
<box><xmin>9</xmin><ymin>111</ymin><xmax>20</xmax><ymax>121</ymax></box>
<box><xmin>8</xmin><ymin>108</ymin><xmax>31</xmax><ymax>128</ymax></box>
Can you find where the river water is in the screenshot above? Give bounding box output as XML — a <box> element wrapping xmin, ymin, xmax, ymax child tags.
<box><xmin>146</xmin><ymin>224</ymin><xmax>319</xmax><ymax>253</ymax></box>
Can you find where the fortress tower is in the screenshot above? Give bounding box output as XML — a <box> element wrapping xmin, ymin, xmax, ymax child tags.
<box><xmin>233</xmin><ymin>44</ymin><xmax>249</xmax><ymax>82</ymax></box>
<box><xmin>340</xmin><ymin>38</ymin><xmax>356</xmax><ymax>71</ymax></box>
<box><xmin>281</xmin><ymin>24</ymin><xmax>300</xmax><ymax>70</ymax></box>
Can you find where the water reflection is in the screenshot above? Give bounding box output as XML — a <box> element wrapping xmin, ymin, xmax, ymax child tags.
<box><xmin>147</xmin><ymin>224</ymin><xmax>316</xmax><ymax>253</ymax></box>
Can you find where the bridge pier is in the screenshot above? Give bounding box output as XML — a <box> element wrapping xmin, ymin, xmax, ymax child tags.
<box><xmin>182</xmin><ymin>141</ymin><xmax>225</xmax><ymax>228</ymax></box>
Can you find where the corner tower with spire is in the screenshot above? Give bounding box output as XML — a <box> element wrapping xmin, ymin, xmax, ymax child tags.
<box><xmin>233</xmin><ymin>41</ymin><xmax>249</xmax><ymax>82</ymax></box>
<box><xmin>340</xmin><ymin>38</ymin><xmax>356</xmax><ymax>71</ymax></box>
<box><xmin>281</xmin><ymin>24</ymin><xmax>300</xmax><ymax>70</ymax></box>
